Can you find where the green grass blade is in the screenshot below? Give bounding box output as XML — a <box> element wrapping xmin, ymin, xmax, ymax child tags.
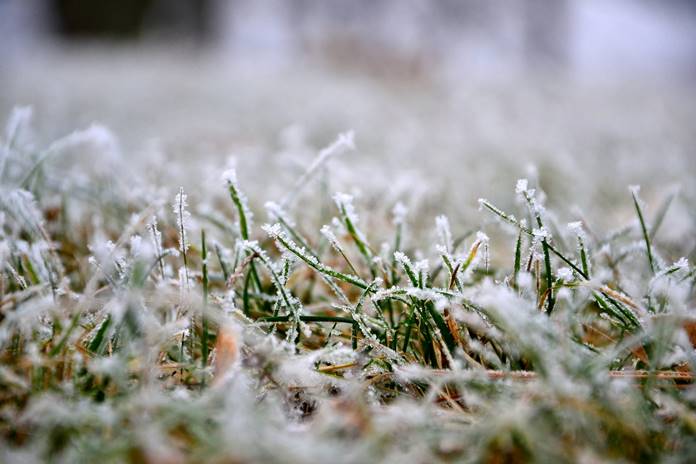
<box><xmin>630</xmin><ymin>186</ymin><xmax>656</xmax><ymax>274</ymax></box>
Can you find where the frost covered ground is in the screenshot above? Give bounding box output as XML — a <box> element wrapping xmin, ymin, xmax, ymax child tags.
<box><xmin>1</xmin><ymin>50</ymin><xmax>696</xmax><ymax>462</ymax></box>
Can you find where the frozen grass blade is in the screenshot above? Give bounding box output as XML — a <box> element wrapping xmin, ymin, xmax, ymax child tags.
<box><xmin>333</xmin><ymin>193</ymin><xmax>374</xmax><ymax>274</ymax></box>
<box><xmin>569</xmin><ymin>221</ymin><xmax>590</xmax><ymax>278</ymax></box>
<box><xmin>224</xmin><ymin>169</ymin><xmax>262</xmax><ymax>305</ymax></box>
<box><xmin>649</xmin><ymin>188</ymin><xmax>676</xmax><ymax>239</ymax></box>
<box><xmin>214</xmin><ymin>242</ymin><xmax>231</xmax><ymax>282</ymax></box>
<box><xmin>630</xmin><ymin>185</ymin><xmax>656</xmax><ymax>274</ymax></box>
<box><xmin>201</xmin><ymin>229</ymin><xmax>209</xmax><ymax>367</ymax></box>
<box><xmin>147</xmin><ymin>216</ymin><xmax>165</xmax><ymax>279</ymax></box>
<box><xmin>264</xmin><ymin>223</ymin><xmax>369</xmax><ymax>290</ymax></box>
<box><xmin>513</xmin><ymin>229</ymin><xmax>523</xmax><ymax>288</ymax></box>
<box><xmin>174</xmin><ymin>187</ymin><xmax>190</xmax><ymax>286</ymax></box>
<box><xmin>282</xmin><ymin>130</ymin><xmax>355</xmax><ymax>207</ymax></box>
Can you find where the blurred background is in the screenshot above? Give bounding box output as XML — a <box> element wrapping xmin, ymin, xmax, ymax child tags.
<box><xmin>2</xmin><ymin>0</ymin><xmax>696</xmax><ymax>77</ymax></box>
<box><xmin>1</xmin><ymin>0</ymin><xmax>695</xmax><ymax>236</ymax></box>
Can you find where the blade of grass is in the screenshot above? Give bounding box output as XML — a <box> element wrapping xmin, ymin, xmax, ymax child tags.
<box><xmin>630</xmin><ymin>186</ymin><xmax>656</xmax><ymax>274</ymax></box>
<box><xmin>201</xmin><ymin>230</ymin><xmax>209</xmax><ymax>367</ymax></box>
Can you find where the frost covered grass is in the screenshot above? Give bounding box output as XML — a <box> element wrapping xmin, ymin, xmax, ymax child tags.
<box><xmin>1</xmin><ymin>104</ymin><xmax>696</xmax><ymax>463</ymax></box>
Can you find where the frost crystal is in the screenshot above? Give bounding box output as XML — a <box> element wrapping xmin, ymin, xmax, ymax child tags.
<box><xmin>567</xmin><ymin>221</ymin><xmax>584</xmax><ymax>236</ymax></box>
<box><xmin>476</xmin><ymin>231</ymin><xmax>489</xmax><ymax>243</ymax></box>
<box><xmin>262</xmin><ymin>223</ymin><xmax>283</xmax><ymax>239</ymax></box>
<box><xmin>532</xmin><ymin>227</ymin><xmax>550</xmax><ymax>239</ymax></box>
<box><xmin>414</xmin><ymin>259</ymin><xmax>429</xmax><ymax>274</ymax></box>
<box><xmin>222</xmin><ymin>168</ymin><xmax>237</xmax><ymax>185</ymax></box>
<box><xmin>393</xmin><ymin>251</ymin><xmax>411</xmax><ymax>267</ymax></box>
<box><xmin>674</xmin><ymin>257</ymin><xmax>689</xmax><ymax>269</ymax></box>
<box><xmin>320</xmin><ymin>224</ymin><xmax>339</xmax><ymax>248</ymax></box>
<box><xmin>333</xmin><ymin>192</ymin><xmax>358</xmax><ymax>224</ymax></box>
<box><xmin>515</xmin><ymin>178</ymin><xmax>529</xmax><ymax>194</ymax></box>
<box><xmin>557</xmin><ymin>267</ymin><xmax>574</xmax><ymax>282</ymax></box>
<box><xmin>265</xmin><ymin>201</ymin><xmax>293</xmax><ymax>226</ymax></box>
<box><xmin>392</xmin><ymin>202</ymin><xmax>408</xmax><ymax>226</ymax></box>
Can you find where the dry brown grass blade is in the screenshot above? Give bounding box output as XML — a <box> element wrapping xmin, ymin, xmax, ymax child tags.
<box><xmin>429</xmin><ymin>369</ymin><xmax>693</xmax><ymax>386</ymax></box>
<box><xmin>212</xmin><ymin>324</ymin><xmax>239</xmax><ymax>383</ymax></box>
<box><xmin>683</xmin><ymin>319</ymin><xmax>696</xmax><ymax>348</ymax></box>
<box><xmin>582</xmin><ymin>323</ymin><xmax>649</xmax><ymax>363</ymax></box>
<box><xmin>317</xmin><ymin>361</ymin><xmax>358</xmax><ymax>373</ymax></box>
<box><xmin>600</xmin><ymin>285</ymin><xmax>647</xmax><ymax>317</ymax></box>
<box><xmin>226</xmin><ymin>251</ymin><xmax>259</xmax><ymax>288</ymax></box>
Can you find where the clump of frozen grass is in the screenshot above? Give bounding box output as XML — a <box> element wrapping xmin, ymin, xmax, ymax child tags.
<box><xmin>2</xmin><ymin>114</ymin><xmax>696</xmax><ymax>463</ymax></box>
